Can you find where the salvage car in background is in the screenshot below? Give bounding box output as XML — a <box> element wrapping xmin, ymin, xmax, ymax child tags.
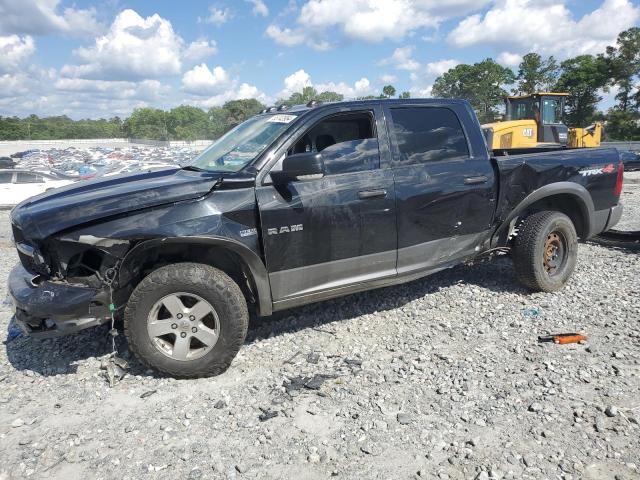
<box><xmin>0</xmin><ymin>170</ymin><xmax>74</xmax><ymax>208</ymax></box>
<box><xmin>8</xmin><ymin>99</ymin><xmax>624</xmax><ymax>378</ymax></box>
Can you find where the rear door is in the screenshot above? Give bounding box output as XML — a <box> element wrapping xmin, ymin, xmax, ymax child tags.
<box><xmin>384</xmin><ymin>103</ymin><xmax>496</xmax><ymax>274</ymax></box>
<box><xmin>256</xmin><ymin>104</ymin><xmax>397</xmax><ymax>305</ymax></box>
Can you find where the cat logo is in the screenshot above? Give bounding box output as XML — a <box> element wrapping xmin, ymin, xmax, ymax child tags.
<box><xmin>267</xmin><ymin>224</ymin><xmax>303</xmax><ymax>235</ymax></box>
<box><xmin>522</xmin><ymin>128</ymin><xmax>534</xmax><ymax>138</ymax></box>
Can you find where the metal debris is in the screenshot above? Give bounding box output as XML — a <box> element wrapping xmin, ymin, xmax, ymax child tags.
<box><xmin>140</xmin><ymin>390</ymin><xmax>157</xmax><ymax>399</ymax></box>
<box><xmin>284</xmin><ymin>374</ymin><xmax>337</xmax><ymax>393</ymax></box>
<box><xmin>306</xmin><ymin>352</ymin><xmax>320</xmax><ymax>364</ymax></box>
<box><xmin>258</xmin><ymin>408</ymin><xmax>278</xmax><ymax>422</ymax></box>
<box><xmin>101</xmin><ymin>354</ymin><xmax>128</xmax><ymax>387</ymax></box>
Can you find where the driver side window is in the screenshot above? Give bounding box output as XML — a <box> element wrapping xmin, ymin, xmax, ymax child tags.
<box><xmin>287</xmin><ymin>111</ymin><xmax>380</xmax><ymax>175</ymax></box>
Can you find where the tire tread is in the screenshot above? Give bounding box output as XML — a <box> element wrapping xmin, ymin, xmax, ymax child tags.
<box><xmin>124</xmin><ymin>262</ymin><xmax>248</xmax><ymax>378</ymax></box>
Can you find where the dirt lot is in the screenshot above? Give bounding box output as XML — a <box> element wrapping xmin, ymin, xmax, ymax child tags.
<box><xmin>0</xmin><ymin>175</ymin><xmax>638</xmax><ymax>480</ymax></box>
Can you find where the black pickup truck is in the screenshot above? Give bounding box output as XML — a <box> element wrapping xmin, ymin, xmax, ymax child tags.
<box><xmin>9</xmin><ymin>99</ymin><xmax>624</xmax><ymax>378</ymax></box>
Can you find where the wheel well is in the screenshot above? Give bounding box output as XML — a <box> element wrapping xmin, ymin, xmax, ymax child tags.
<box><xmin>519</xmin><ymin>194</ymin><xmax>588</xmax><ymax>239</ymax></box>
<box><xmin>117</xmin><ymin>243</ymin><xmax>258</xmax><ymax>311</ymax></box>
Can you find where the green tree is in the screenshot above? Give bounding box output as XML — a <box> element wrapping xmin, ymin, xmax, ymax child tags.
<box><xmin>432</xmin><ymin>58</ymin><xmax>516</xmax><ymax>122</ymax></box>
<box><xmin>222</xmin><ymin>99</ymin><xmax>265</xmax><ymax>127</ymax></box>
<box><xmin>604</xmin><ymin>109</ymin><xmax>640</xmax><ymax>140</ymax></box>
<box><xmin>124</xmin><ymin>108</ymin><xmax>168</xmax><ymax>140</ymax></box>
<box><xmin>399</xmin><ymin>91</ymin><xmax>411</xmax><ymax>99</ymax></box>
<box><xmin>316</xmin><ymin>91</ymin><xmax>344</xmax><ymax>102</ymax></box>
<box><xmin>382</xmin><ymin>85</ymin><xmax>396</xmax><ymax>98</ymax></box>
<box><xmin>166</xmin><ymin>105</ymin><xmax>209</xmax><ymax>141</ymax></box>
<box><xmin>604</xmin><ymin>27</ymin><xmax>640</xmax><ymax>112</ymax></box>
<box><xmin>514</xmin><ymin>53</ymin><xmax>559</xmax><ymax>94</ymax></box>
<box><xmin>555</xmin><ymin>55</ymin><xmax>609</xmax><ymax>126</ymax></box>
<box><xmin>278</xmin><ymin>86</ymin><xmax>318</xmax><ymax>107</ymax></box>
<box><xmin>278</xmin><ymin>87</ymin><xmax>344</xmax><ymax>107</ymax></box>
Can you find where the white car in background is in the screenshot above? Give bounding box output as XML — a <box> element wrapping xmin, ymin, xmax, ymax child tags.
<box><xmin>0</xmin><ymin>170</ymin><xmax>74</xmax><ymax>208</ymax></box>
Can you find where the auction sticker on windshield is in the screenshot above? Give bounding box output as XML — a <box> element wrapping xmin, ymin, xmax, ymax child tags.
<box><xmin>267</xmin><ymin>114</ymin><xmax>297</xmax><ymax>124</ymax></box>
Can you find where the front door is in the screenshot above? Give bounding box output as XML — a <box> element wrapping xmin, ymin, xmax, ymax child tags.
<box><xmin>256</xmin><ymin>105</ymin><xmax>397</xmax><ymax>305</ymax></box>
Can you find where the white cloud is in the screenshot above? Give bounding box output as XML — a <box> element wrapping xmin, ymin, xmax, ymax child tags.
<box><xmin>380</xmin><ymin>74</ymin><xmax>398</xmax><ymax>83</ymax></box>
<box><xmin>0</xmin><ymin>66</ymin><xmax>172</xmax><ymax>118</ymax></box>
<box><xmin>246</xmin><ymin>0</ymin><xmax>269</xmax><ymax>17</ymax></box>
<box><xmin>192</xmin><ymin>82</ymin><xmax>270</xmax><ymax>108</ymax></box>
<box><xmin>497</xmin><ymin>51</ymin><xmax>522</xmax><ymax>67</ymax></box>
<box><xmin>406</xmin><ymin>59</ymin><xmax>459</xmax><ymax>100</ymax></box>
<box><xmin>278</xmin><ymin>69</ymin><xmax>373</xmax><ymax>99</ymax></box>
<box><xmin>54</xmin><ymin>78</ymin><xmax>168</xmax><ymax>101</ymax></box>
<box><xmin>0</xmin><ymin>35</ymin><xmax>35</xmax><ymax>73</ymax></box>
<box><xmin>0</xmin><ymin>0</ymin><xmax>101</xmax><ymax>37</ymax></box>
<box><xmin>266</xmin><ymin>0</ymin><xmax>490</xmax><ymax>50</ymax></box>
<box><xmin>380</xmin><ymin>46</ymin><xmax>420</xmax><ymax>71</ymax></box>
<box><xmin>265</xmin><ymin>25</ymin><xmax>306</xmax><ymax>47</ymax></box>
<box><xmin>425</xmin><ymin>59</ymin><xmax>460</xmax><ymax>77</ymax></box>
<box><xmin>203</xmin><ymin>7</ymin><xmax>232</xmax><ymax>26</ymax></box>
<box><xmin>448</xmin><ymin>0</ymin><xmax>640</xmax><ymax>58</ymax></box>
<box><xmin>316</xmin><ymin>77</ymin><xmax>373</xmax><ymax>97</ymax></box>
<box><xmin>61</xmin><ymin>9</ymin><xmax>186</xmax><ymax>80</ymax></box>
<box><xmin>299</xmin><ymin>0</ymin><xmax>453</xmax><ymax>42</ymax></box>
<box><xmin>181</xmin><ymin>64</ymin><xmax>269</xmax><ymax>107</ymax></box>
<box><xmin>280</xmin><ymin>69</ymin><xmax>313</xmax><ymax>97</ymax></box>
<box><xmin>0</xmin><ymin>73</ymin><xmax>31</xmax><ymax>98</ymax></box>
<box><xmin>183</xmin><ymin>39</ymin><xmax>218</xmax><ymax>62</ymax></box>
<box><xmin>181</xmin><ymin>64</ymin><xmax>233</xmax><ymax>94</ymax></box>
<box><xmin>410</xmin><ymin>84</ymin><xmax>433</xmax><ymax>98</ymax></box>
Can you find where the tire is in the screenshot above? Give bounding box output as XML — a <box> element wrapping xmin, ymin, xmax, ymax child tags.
<box><xmin>124</xmin><ymin>262</ymin><xmax>248</xmax><ymax>378</ymax></box>
<box><xmin>512</xmin><ymin>211</ymin><xmax>578</xmax><ymax>292</ymax></box>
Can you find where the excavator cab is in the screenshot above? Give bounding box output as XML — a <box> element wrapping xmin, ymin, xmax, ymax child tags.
<box><xmin>505</xmin><ymin>93</ymin><xmax>568</xmax><ymax>145</ymax></box>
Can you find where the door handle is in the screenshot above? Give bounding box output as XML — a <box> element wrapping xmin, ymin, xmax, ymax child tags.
<box><xmin>358</xmin><ymin>189</ymin><xmax>387</xmax><ymax>199</ymax></box>
<box><xmin>464</xmin><ymin>175</ymin><xmax>489</xmax><ymax>185</ymax></box>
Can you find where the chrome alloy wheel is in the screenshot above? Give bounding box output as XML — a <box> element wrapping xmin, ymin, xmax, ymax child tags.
<box><xmin>146</xmin><ymin>292</ymin><xmax>220</xmax><ymax>361</ymax></box>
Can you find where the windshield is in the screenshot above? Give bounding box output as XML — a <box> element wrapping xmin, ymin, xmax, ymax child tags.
<box><xmin>185</xmin><ymin>113</ymin><xmax>298</xmax><ymax>172</ymax></box>
<box><xmin>510</xmin><ymin>98</ymin><xmax>538</xmax><ymax>121</ymax></box>
<box><xmin>541</xmin><ymin>98</ymin><xmax>562</xmax><ymax>124</ymax></box>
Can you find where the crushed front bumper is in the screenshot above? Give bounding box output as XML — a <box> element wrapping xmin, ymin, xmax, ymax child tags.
<box><xmin>8</xmin><ymin>264</ymin><xmax>111</xmax><ymax>339</ymax></box>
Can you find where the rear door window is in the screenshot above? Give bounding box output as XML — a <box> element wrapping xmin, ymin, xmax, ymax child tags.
<box><xmin>389</xmin><ymin>107</ymin><xmax>469</xmax><ymax>165</ymax></box>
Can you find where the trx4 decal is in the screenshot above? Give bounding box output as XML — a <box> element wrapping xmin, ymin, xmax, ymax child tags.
<box><xmin>579</xmin><ymin>164</ymin><xmax>615</xmax><ymax>177</ymax></box>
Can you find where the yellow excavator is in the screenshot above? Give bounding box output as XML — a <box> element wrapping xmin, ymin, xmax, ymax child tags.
<box><xmin>482</xmin><ymin>92</ymin><xmax>603</xmax><ymax>151</ymax></box>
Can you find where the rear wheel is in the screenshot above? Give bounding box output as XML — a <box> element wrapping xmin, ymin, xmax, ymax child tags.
<box><xmin>124</xmin><ymin>263</ymin><xmax>248</xmax><ymax>378</ymax></box>
<box><xmin>513</xmin><ymin>211</ymin><xmax>578</xmax><ymax>292</ymax></box>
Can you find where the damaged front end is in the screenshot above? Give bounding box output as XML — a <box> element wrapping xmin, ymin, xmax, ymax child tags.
<box><xmin>9</xmin><ymin>225</ymin><xmax>130</xmax><ymax>338</ymax></box>
<box><xmin>7</xmin><ymin>167</ymin><xmax>227</xmax><ymax>338</ymax></box>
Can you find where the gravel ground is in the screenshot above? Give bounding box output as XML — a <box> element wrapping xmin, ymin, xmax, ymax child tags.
<box><xmin>618</xmin><ymin>171</ymin><xmax>640</xmax><ymax>231</ymax></box>
<box><xmin>0</xmin><ymin>179</ymin><xmax>638</xmax><ymax>480</ymax></box>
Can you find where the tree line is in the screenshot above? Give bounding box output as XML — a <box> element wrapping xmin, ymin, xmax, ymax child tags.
<box><xmin>432</xmin><ymin>27</ymin><xmax>640</xmax><ymax>139</ymax></box>
<box><xmin>0</xmin><ymin>99</ymin><xmax>266</xmax><ymax>142</ymax></box>
<box><xmin>0</xmin><ymin>85</ymin><xmax>403</xmax><ymax>142</ymax></box>
<box><xmin>1</xmin><ymin>28</ymin><xmax>638</xmax><ymax>141</ymax></box>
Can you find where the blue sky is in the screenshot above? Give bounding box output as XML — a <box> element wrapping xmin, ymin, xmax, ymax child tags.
<box><xmin>0</xmin><ymin>0</ymin><xmax>638</xmax><ymax>119</ymax></box>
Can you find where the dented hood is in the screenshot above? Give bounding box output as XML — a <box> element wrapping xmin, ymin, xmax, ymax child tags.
<box><xmin>11</xmin><ymin>167</ymin><xmax>223</xmax><ymax>241</ymax></box>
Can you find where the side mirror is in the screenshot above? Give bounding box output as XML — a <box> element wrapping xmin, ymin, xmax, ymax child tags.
<box><xmin>273</xmin><ymin>152</ymin><xmax>325</xmax><ymax>183</ymax></box>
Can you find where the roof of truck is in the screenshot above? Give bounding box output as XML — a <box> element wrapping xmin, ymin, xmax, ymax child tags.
<box><xmin>261</xmin><ymin>97</ymin><xmax>471</xmax><ymax>116</ymax></box>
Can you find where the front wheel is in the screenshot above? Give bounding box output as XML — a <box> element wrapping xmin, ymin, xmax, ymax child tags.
<box><xmin>512</xmin><ymin>211</ymin><xmax>578</xmax><ymax>292</ymax></box>
<box><xmin>124</xmin><ymin>263</ymin><xmax>248</xmax><ymax>378</ymax></box>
